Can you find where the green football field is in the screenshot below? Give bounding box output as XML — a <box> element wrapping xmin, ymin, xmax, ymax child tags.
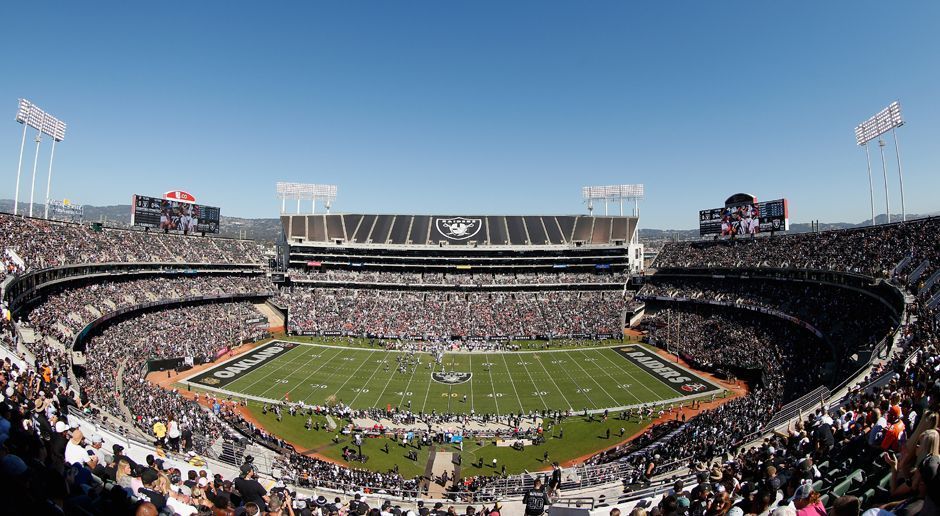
<box><xmin>186</xmin><ymin>340</ymin><xmax>719</xmax><ymax>414</ymax></box>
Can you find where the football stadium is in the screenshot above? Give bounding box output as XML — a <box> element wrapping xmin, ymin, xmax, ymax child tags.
<box><xmin>2</xmin><ymin>5</ymin><xmax>940</xmax><ymax>516</ymax></box>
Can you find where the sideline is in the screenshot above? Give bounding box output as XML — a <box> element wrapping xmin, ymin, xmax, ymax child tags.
<box><xmin>172</xmin><ymin>340</ymin><xmax>732</xmax><ymax>418</ymax></box>
<box><xmin>146</xmin><ymin>339</ymin><xmax>749</xmax><ymax>472</ymax></box>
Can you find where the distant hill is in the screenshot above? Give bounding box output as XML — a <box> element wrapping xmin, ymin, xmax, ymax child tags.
<box><xmin>1</xmin><ymin>199</ymin><xmax>935</xmax><ymax>244</ymax></box>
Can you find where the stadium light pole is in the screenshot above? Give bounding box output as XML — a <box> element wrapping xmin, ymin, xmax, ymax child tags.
<box><xmin>28</xmin><ymin>125</ymin><xmax>43</xmax><ymax>218</ymax></box>
<box><xmin>13</xmin><ymin>99</ymin><xmax>66</xmax><ymax>218</ymax></box>
<box><xmin>863</xmin><ymin>144</ymin><xmax>875</xmax><ymax>226</ymax></box>
<box><xmin>44</xmin><ymin>140</ymin><xmax>57</xmax><ymax>219</ymax></box>
<box><xmin>276</xmin><ymin>182</ymin><xmax>337</xmax><ymax>215</ymax></box>
<box><xmin>581</xmin><ymin>184</ymin><xmax>644</xmax><ymax>217</ymax></box>
<box><xmin>855</xmin><ymin>101</ymin><xmax>904</xmax><ymax>226</ymax></box>
<box><xmin>878</xmin><ymin>139</ymin><xmax>890</xmax><ymax>224</ymax></box>
<box><xmin>892</xmin><ymin>128</ymin><xmax>905</xmax><ymax>222</ymax></box>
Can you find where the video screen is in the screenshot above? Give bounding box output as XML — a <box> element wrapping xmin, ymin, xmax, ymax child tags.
<box><xmin>131</xmin><ymin>194</ymin><xmax>220</xmax><ymax>234</ymax></box>
<box><xmin>699</xmin><ymin>199</ymin><xmax>788</xmax><ymax>236</ymax></box>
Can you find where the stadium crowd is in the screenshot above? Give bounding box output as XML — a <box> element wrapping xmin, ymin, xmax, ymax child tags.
<box><xmin>637</xmin><ymin>277</ymin><xmax>898</xmax><ymax>369</ymax></box>
<box><xmin>24</xmin><ymin>275</ymin><xmax>271</xmax><ymax>344</ymax></box>
<box><xmin>82</xmin><ymin>302</ymin><xmax>269</xmax><ymax>440</ymax></box>
<box><xmin>276</xmin><ymin>289</ymin><xmax>625</xmax><ymax>339</ymax></box>
<box><xmin>291</xmin><ymin>269</ymin><xmax>626</xmax><ymax>286</ymax></box>
<box><xmin>2</xmin><ymin>215</ymin><xmax>940</xmax><ymax>514</ymax></box>
<box><xmin>0</xmin><ymin>213</ymin><xmax>263</xmax><ymax>276</ymax></box>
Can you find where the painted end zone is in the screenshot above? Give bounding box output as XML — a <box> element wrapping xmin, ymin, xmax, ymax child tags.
<box><xmin>613</xmin><ymin>345</ymin><xmax>720</xmax><ymax>395</ymax></box>
<box><xmin>188</xmin><ymin>342</ymin><xmax>296</xmax><ymax>388</ymax></box>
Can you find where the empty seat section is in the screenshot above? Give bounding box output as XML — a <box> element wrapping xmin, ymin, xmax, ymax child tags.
<box><xmin>409</xmin><ymin>216</ymin><xmax>430</xmax><ymax>245</ymax></box>
<box><xmin>388</xmin><ymin>215</ymin><xmax>411</xmax><ymax>244</ymax></box>
<box><xmin>486</xmin><ymin>216</ymin><xmax>508</xmax><ymax>245</ymax></box>
<box><xmin>556</xmin><ymin>216</ymin><xmax>576</xmax><ymax>242</ymax></box>
<box><xmin>326</xmin><ymin>215</ymin><xmax>344</xmax><ymax>241</ymax></box>
<box><xmin>370</xmin><ymin>215</ymin><xmax>394</xmax><ymax>243</ymax></box>
<box><xmin>571</xmin><ymin>216</ymin><xmax>594</xmax><ymax>242</ymax></box>
<box><xmin>307</xmin><ymin>215</ymin><xmax>327</xmax><ymax>242</ymax></box>
<box><xmin>343</xmin><ymin>214</ymin><xmax>364</xmax><ymax>241</ymax></box>
<box><xmin>591</xmin><ymin>217</ymin><xmax>612</xmax><ymax>244</ymax></box>
<box><xmin>523</xmin><ymin>216</ymin><xmax>548</xmax><ymax>245</ymax></box>
<box><xmin>610</xmin><ymin>217</ymin><xmax>629</xmax><ymax>242</ymax></box>
<box><xmin>506</xmin><ymin>216</ymin><xmax>529</xmax><ymax>245</ymax></box>
<box><xmin>544</xmin><ymin>216</ymin><xmax>565</xmax><ymax>244</ymax></box>
<box><xmin>352</xmin><ymin>215</ymin><xmax>377</xmax><ymax>243</ymax></box>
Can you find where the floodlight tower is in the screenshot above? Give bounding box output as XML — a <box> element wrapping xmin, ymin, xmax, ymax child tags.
<box><xmin>581</xmin><ymin>184</ymin><xmax>645</xmax><ymax>217</ymax></box>
<box><xmin>13</xmin><ymin>99</ymin><xmax>67</xmax><ymax>218</ymax></box>
<box><xmin>855</xmin><ymin>101</ymin><xmax>905</xmax><ymax>224</ymax></box>
<box><xmin>276</xmin><ymin>182</ymin><xmax>338</xmax><ymax>214</ymax></box>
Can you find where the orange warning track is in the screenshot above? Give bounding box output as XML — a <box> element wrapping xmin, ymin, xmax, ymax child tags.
<box><xmin>146</xmin><ymin>338</ymin><xmax>347</xmax><ymax>466</ymax></box>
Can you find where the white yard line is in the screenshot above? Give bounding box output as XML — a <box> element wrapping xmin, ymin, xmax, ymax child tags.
<box><xmin>349</xmin><ymin>350</ymin><xmax>391</xmax><ymax>406</ymax></box>
<box><xmin>483</xmin><ymin>354</ymin><xmax>501</xmax><ymax>417</ymax></box>
<box><xmin>534</xmin><ymin>354</ymin><xmax>576</xmax><ymax>411</ymax></box>
<box><xmin>518</xmin><ymin>356</ymin><xmax>549</xmax><ymax>410</ymax></box>
<box><xmin>562</xmin><ymin>350</ymin><xmax>622</xmax><ymax>406</ymax></box>
<box><xmin>468</xmin><ymin>353</ymin><xmax>475</xmax><ymax>413</ymax></box>
<box><xmin>241</xmin><ymin>345</ymin><xmax>314</xmax><ymax>397</ymax></box>
<box><xmin>420</xmin><ymin>360</ymin><xmax>438</xmax><ymax>413</ymax></box>
<box><xmin>592</xmin><ymin>348</ymin><xmax>664</xmax><ymax>402</ymax></box>
<box><xmin>499</xmin><ymin>353</ymin><xmax>526</xmax><ymax>412</ymax></box>
<box><xmin>329</xmin><ymin>350</ymin><xmax>377</xmax><ymax>402</ymax></box>
<box><xmin>372</xmin><ymin>352</ymin><xmax>404</xmax><ymax>408</ymax></box>
<box><xmin>293</xmin><ymin>347</ymin><xmax>346</xmax><ymax>404</ymax></box>
<box><xmin>397</xmin><ymin>354</ymin><xmax>423</xmax><ymax>409</ymax></box>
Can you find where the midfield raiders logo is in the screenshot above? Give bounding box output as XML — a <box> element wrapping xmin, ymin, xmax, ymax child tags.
<box><xmin>431</xmin><ymin>371</ymin><xmax>473</xmax><ymax>385</ymax></box>
<box><xmin>435</xmin><ymin>217</ymin><xmax>482</xmax><ymax>241</ymax></box>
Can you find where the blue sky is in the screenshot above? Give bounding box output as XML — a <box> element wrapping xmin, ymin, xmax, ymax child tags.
<box><xmin>1</xmin><ymin>2</ymin><xmax>938</xmax><ymax>229</ymax></box>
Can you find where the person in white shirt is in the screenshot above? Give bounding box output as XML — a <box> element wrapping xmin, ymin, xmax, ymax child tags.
<box><xmin>64</xmin><ymin>427</ymin><xmax>88</xmax><ymax>466</ymax></box>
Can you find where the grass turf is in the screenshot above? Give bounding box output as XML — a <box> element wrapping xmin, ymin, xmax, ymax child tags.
<box><xmin>217</xmin><ymin>341</ymin><xmax>684</xmax><ymax>415</ymax></box>
<box><xmin>245</xmin><ymin>404</ymin><xmax>685</xmax><ymax>478</ymax></box>
<box><xmin>184</xmin><ymin>339</ymin><xmax>725</xmax><ymax>477</ymax></box>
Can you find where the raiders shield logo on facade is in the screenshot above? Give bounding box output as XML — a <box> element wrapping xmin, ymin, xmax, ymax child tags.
<box><xmin>435</xmin><ymin>217</ymin><xmax>482</xmax><ymax>241</ymax></box>
<box><xmin>431</xmin><ymin>371</ymin><xmax>473</xmax><ymax>385</ymax></box>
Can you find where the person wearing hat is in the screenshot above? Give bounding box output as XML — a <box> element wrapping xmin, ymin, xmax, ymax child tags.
<box><xmin>417</xmin><ymin>500</ymin><xmax>429</xmax><ymax>516</ymax></box>
<box><xmin>48</xmin><ymin>418</ymin><xmax>70</xmax><ymax>473</ymax></box>
<box><xmin>488</xmin><ymin>502</ymin><xmax>501</xmax><ymax>516</ymax></box>
<box><xmin>709</xmin><ymin>465</ymin><xmax>723</xmax><ymax>483</ymax></box>
<box><xmin>881</xmin><ymin>405</ymin><xmax>906</xmax><ymax>453</ymax></box>
<box><xmin>87</xmin><ymin>433</ymin><xmax>112</xmax><ymax>467</ymax></box>
<box><xmin>788</xmin><ymin>482</ymin><xmax>824</xmax><ymax>516</ymax></box>
<box><xmin>138</xmin><ymin>467</ymin><xmax>169</xmax><ymax>511</ymax></box>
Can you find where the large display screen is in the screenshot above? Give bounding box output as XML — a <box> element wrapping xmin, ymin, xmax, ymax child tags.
<box><xmin>131</xmin><ymin>194</ymin><xmax>221</xmax><ymax>234</ymax></box>
<box><xmin>699</xmin><ymin>198</ymin><xmax>788</xmax><ymax>236</ymax></box>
